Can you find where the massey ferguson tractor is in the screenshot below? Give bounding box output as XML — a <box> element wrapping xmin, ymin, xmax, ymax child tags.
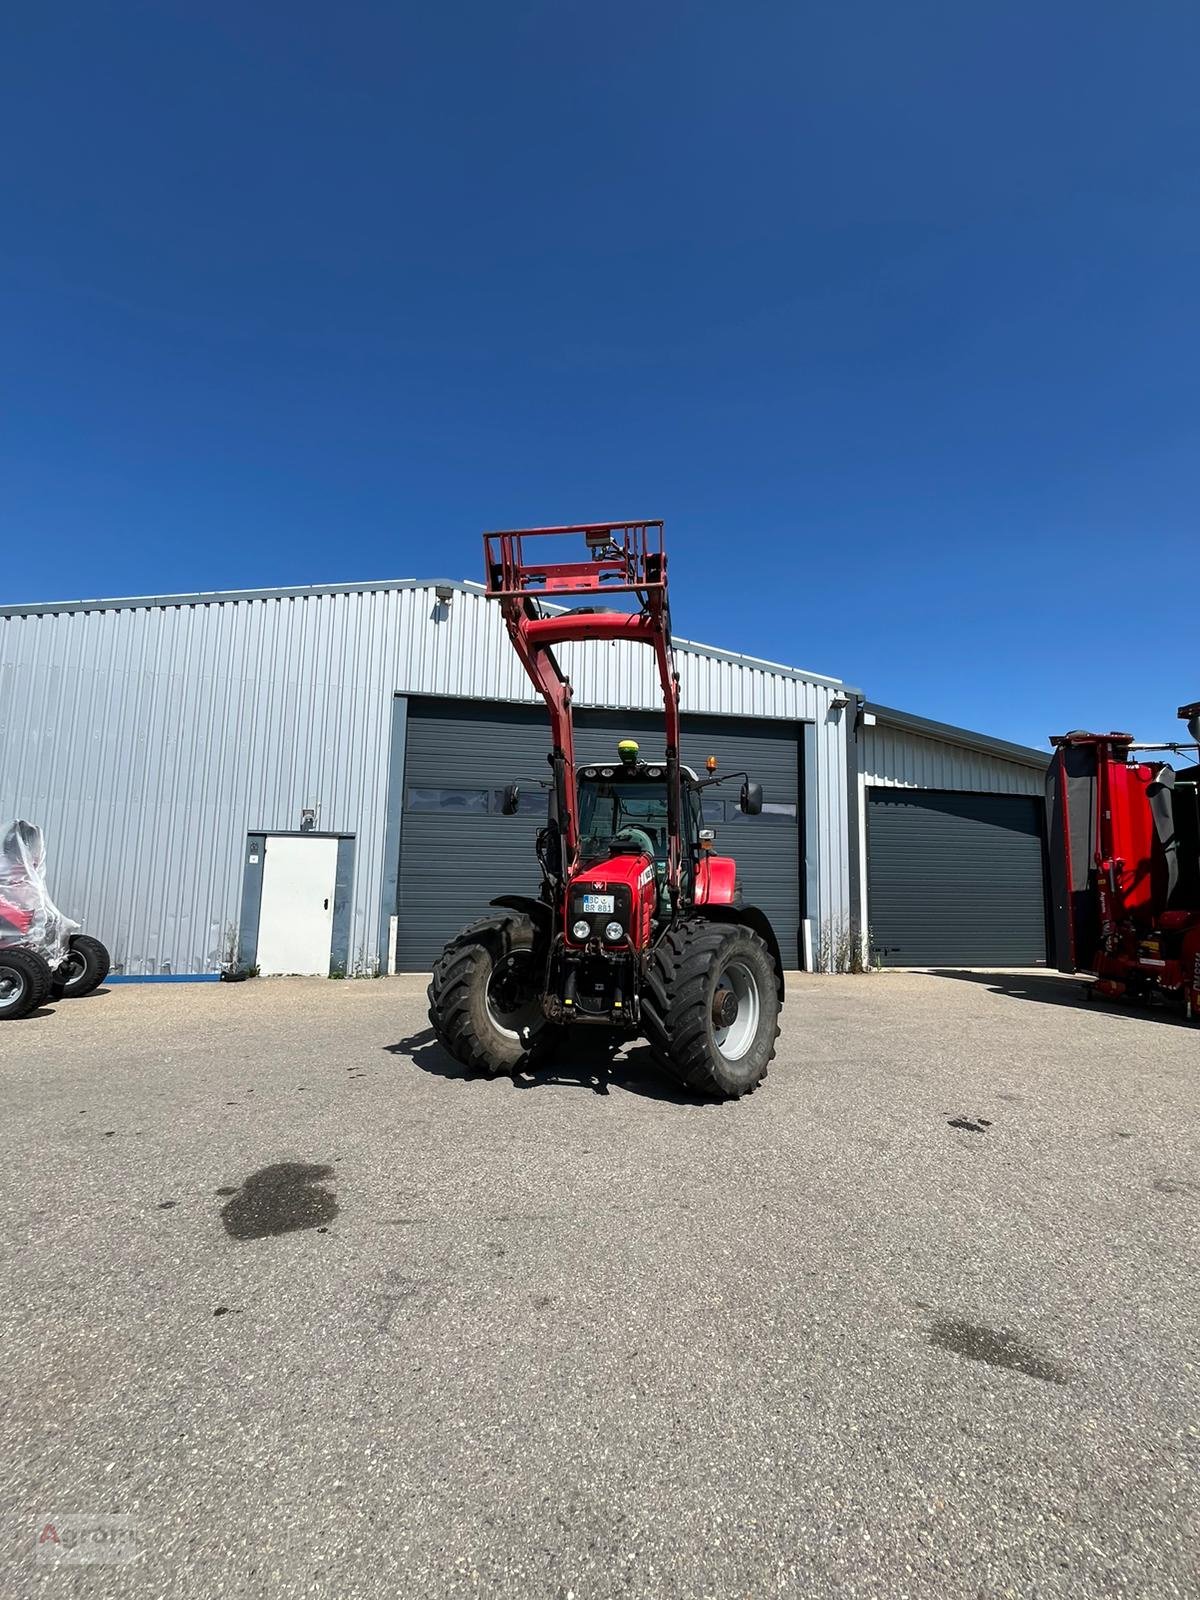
<box><xmin>427</xmin><ymin>521</ymin><xmax>783</xmax><ymax>1097</ymax></box>
<box><xmin>1046</xmin><ymin>701</ymin><xmax>1200</xmax><ymax>1020</ymax></box>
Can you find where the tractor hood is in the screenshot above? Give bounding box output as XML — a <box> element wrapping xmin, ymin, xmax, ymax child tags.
<box><xmin>564</xmin><ymin>848</ymin><xmax>658</xmax><ymax>950</ymax></box>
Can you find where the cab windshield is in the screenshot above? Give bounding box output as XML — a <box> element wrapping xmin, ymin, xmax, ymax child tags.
<box><xmin>576</xmin><ymin>777</ymin><xmax>697</xmax><ymax>866</ymax></box>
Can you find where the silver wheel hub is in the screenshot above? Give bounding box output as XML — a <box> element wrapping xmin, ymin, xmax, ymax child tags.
<box><xmin>485</xmin><ymin>953</ymin><xmax>542</xmax><ymax>1041</ymax></box>
<box><xmin>0</xmin><ymin>969</ymin><xmax>28</xmax><ymax>1009</ymax></box>
<box><xmin>712</xmin><ymin>959</ymin><xmax>761</xmax><ymax>1062</ymax></box>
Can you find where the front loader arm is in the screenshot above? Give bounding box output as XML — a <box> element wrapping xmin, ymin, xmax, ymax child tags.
<box><xmin>485</xmin><ymin>522</ymin><xmax>683</xmax><ymax>898</ymax></box>
<box><xmin>501</xmin><ymin>592</ymin><xmax>581</xmax><ymax>862</ymax></box>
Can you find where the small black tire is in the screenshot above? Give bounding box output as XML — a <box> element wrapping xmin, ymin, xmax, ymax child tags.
<box><xmin>427</xmin><ymin>913</ymin><xmax>561</xmax><ymax>1076</ymax></box>
<box><xmin>642</xmin><ymin>919</ymin><xmax>781</xmax><ymax>1099</ymax></box>
<box><xmin>0</xmin><ymin>947</ymin><xmax>54</xmax><ymax>1020</ymax></box>
<box><xmin>50</xmin><ymin>934</ymin><xmax>111</xmax><ymax>1000</ymax></box>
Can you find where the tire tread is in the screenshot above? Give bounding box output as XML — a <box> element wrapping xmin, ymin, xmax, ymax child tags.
<box><xmin>55</xmin><ymin>934</ymin><xmax>111</xmax><ymax>999</ymax></box>
<box><xmin>0</xmin><ymin>946</ymin><xmax>54</xmax><ymax>1019</ymax></box>
<box><xmin>642</xmin><ymin>918</ymin><xmax>780</xmax><ymax>1098</ymax></box>
<box><xmin>427</xmin><ymin>914</ymin><xmax>554</xmax><ymax>1076</ymax></box>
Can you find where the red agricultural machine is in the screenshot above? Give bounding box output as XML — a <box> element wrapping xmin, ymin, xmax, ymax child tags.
<box><xmin>426</xmin><ymin>521</ymin><xmax>783</xmax><ymax>1097</ymax></box>
<box><xmin>1046</xmin><ymin>701</ymin><xmax>1200</xmax><ymax>1019</ymax></box>
<box><xmin>0</xmin><ymin>820</ymin><xmax>111</xmax><ymax>1020</ymax></box>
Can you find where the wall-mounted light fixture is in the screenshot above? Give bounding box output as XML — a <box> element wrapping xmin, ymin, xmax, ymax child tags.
<box><xmin>434</xmin><ymin>584</ymin><xmax>454</xmax><ymax>604</ymax></box>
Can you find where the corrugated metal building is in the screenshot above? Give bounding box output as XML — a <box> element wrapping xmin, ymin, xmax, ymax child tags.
<box><xmin>0</xmin><ymin>578</ymin><xmax>1049</xmax><ymax>976</ymax></box>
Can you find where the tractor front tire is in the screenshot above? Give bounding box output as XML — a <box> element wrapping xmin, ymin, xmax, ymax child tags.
<box><xmin>50</xmin><ymin>935</ymin><xmax>111</xmax><ymax>1000</ymax></box>
<box><xmin>0</xmin><ymin>947</ymin><xmax>54</xmax><ymax>1020</ymax></box>
<box><xmin>427</xmin><ymin>913</ymin><xmax>560</xmax><ymax>1077</ymax></box>
<box><xmin>643</xmin><ymin>919</ymin><xmax>781</xmax><ymax>1099</ymax></box>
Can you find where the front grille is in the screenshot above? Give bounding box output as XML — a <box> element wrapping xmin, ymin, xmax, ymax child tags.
<box><xmin>567</xmin><ymin>881</ymin><xmax>633</xmax><ymax>943</ymax></box>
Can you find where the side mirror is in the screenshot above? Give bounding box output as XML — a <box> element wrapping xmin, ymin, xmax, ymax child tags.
<box><xmin>740</xmin><ymin>780</ymin><xmax>763</xmax><ymax>816</ymax></box>
<box><xmin>501</xmin><ymin>783</ymin><xmax>520</xmax><ymax>816</ymax></box>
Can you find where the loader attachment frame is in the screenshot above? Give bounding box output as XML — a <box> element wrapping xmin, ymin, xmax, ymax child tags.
<box><xmin>483</xmin><ymin>522</ymin><xmax>683</xmax><ymax>903</ymax></box>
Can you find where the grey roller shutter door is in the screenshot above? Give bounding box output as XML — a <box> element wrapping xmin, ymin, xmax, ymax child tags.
<box><xmin>396</xmin><ymin>698</ymin><xmax>803</xmax><ymax>969</ymax></box>
<box><xmin>867</xmin><ymin>789</ymin><xmax>1048</xmax><ymax>967</ymax></box>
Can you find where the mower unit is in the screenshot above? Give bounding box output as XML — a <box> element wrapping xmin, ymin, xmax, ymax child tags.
<box><xmin>426</xmin><ymin>522</ymin><xmax>783</xmax><ymax>1097</ymax></box>
<box><xmin>1046</xmin><ymin>701</ymin><xmax>1200</xmax><ymax>1019</ymax></box>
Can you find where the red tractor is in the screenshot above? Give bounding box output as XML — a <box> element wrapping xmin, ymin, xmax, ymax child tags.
<box><xmin>427</xmin><ymin>522</ymin><xmax>783</xmax><ymax>1097</ymax></box>
<box><xmin>1047</xmin><ymin>700</ymin><xmax>1200</xmax><ymax>1019</ymax></box>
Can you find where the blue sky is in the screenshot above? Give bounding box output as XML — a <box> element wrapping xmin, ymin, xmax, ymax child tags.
<box><xmin>4</xmin><ymin>2</ymin><xmax>1197</xmax><ymax>748</ymax></box>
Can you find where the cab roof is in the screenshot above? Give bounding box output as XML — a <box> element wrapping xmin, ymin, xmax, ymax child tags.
<box><xmin>578</xmin><ymin>760</ymin><xmax>700</xmax><ymax>782</ymax></box>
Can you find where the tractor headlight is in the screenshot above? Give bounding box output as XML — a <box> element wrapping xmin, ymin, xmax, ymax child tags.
<box><xmin>571</xmin><ymin>919</ymin><xmax>591</xmax><ymax>941</ymax></box>
<box><xmin>604</xmin><ymin>920</ymin><xmax>624</xmax><ymax>942</ymax></box>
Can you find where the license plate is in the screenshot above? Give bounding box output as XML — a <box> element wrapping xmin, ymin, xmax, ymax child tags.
<box><xmin>581</xmin><ymin>894</ymin><xmax>615</xmax><ymax>914</ymax></box>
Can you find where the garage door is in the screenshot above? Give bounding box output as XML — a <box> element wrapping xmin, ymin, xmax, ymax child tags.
<box><xmin>396</xmin><ymin>698</ymin><xmax>804</xmax><ymax>969</ymax></box>
<box><xmin>867</xmin><ymin>790</ymin><xmax>1048</xmax><ymax>966</ymax></box>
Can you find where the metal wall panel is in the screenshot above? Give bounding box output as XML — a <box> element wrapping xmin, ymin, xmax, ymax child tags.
<box><xmin>862</xmin><ymin>724</ymin><xmax>1045</xmax><ymax>795</ymax></box>
<box><xmin>1</xmin><ymin>582</ymin><xmax>853</xmax><ymax>973</ymax></box>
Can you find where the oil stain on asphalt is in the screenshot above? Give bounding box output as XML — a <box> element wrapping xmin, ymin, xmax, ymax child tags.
<box><xmin>218</xmin><ymin>1163</ymin><xmax>338</xmax><ymax>1241</ymax></box>
<box><xmin>1153</xmin><ymin>1177</ymin><xmax>1200</xmax><ymax>1198</ymax></box>
<box><xmin>929</xmin><ymin>1316</ymin><xmax>1070</xmax><ymax>1385</ymax></box>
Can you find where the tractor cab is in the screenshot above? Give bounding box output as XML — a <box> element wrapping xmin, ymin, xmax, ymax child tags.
<box><xmin>576</xmin><ymin>745</ymin><xmax>702</xmax><ymax>916</ymax></box>
<box><xmin>574</xmin><ymin>741</ymin><xmax>762</xmax><ymax>907</ymax></box>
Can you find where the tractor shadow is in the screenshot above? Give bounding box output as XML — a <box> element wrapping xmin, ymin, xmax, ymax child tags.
<box><xmin>925</xmin><ymin>969</ymin><xmax>1194</xmax><ymax>1028</ymax></box>
<box><xmin>385</xmin><ymin>1028</ymin><xmax>713</xmax><ymax>1106</ymax></box>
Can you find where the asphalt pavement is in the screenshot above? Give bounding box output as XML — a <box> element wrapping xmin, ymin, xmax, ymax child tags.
<box><xmin>1</xmin><ymin>968</ymin><xmax>1197</xmax><ymax>1598</ymax></box>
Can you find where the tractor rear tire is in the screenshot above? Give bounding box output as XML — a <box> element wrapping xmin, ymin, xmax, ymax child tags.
<box><xmin>0</xmin><ymin>947</ymin><xmax>54</xmax><ymax>1020</ymax></box>
<box><xmin>50</xmin><ymin>934</ymin><xmax>111</xmax><ymax>1000</ymax></box>
<box><xmin>642</xmin><ymin>919</ymin><xmax>780</xmax><ymax>1099</ymax></box>
<box><xmin>427</xmin><ymin>913</ymin><xmax>561</xmax><ymax>1077</ymax></box>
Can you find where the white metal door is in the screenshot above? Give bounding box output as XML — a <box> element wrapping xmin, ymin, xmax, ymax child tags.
<box><xmin>256</xmin><ymin>835</ymin><xmax>339</xmax><ymax>976</ymax></box>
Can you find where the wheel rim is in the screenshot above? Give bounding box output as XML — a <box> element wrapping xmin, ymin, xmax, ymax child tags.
<box><xmin>62</xmin><ymin>950</ymin><xmax>86</xmax><ymax>989</ymax></box>
<box><xmin>712</xmin><ymin>959</ymin><xmax>761</xmax><ymax>1062</ymax></box>
<box><xmin>0</xmin><ymin>968</ymin><xmax>28</xmax><ymax>1012</ymax></box>
<box><xmin>485</xmin><ymin>953</ymin><xmax>543</xmax><ymax>1041</ymax></box>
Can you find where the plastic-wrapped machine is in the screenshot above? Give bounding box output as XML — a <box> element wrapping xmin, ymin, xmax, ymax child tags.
<box><xmin>0</xmin><ymin>821</ymin><xmax>78</xmax><ymax>971</ymax></box>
